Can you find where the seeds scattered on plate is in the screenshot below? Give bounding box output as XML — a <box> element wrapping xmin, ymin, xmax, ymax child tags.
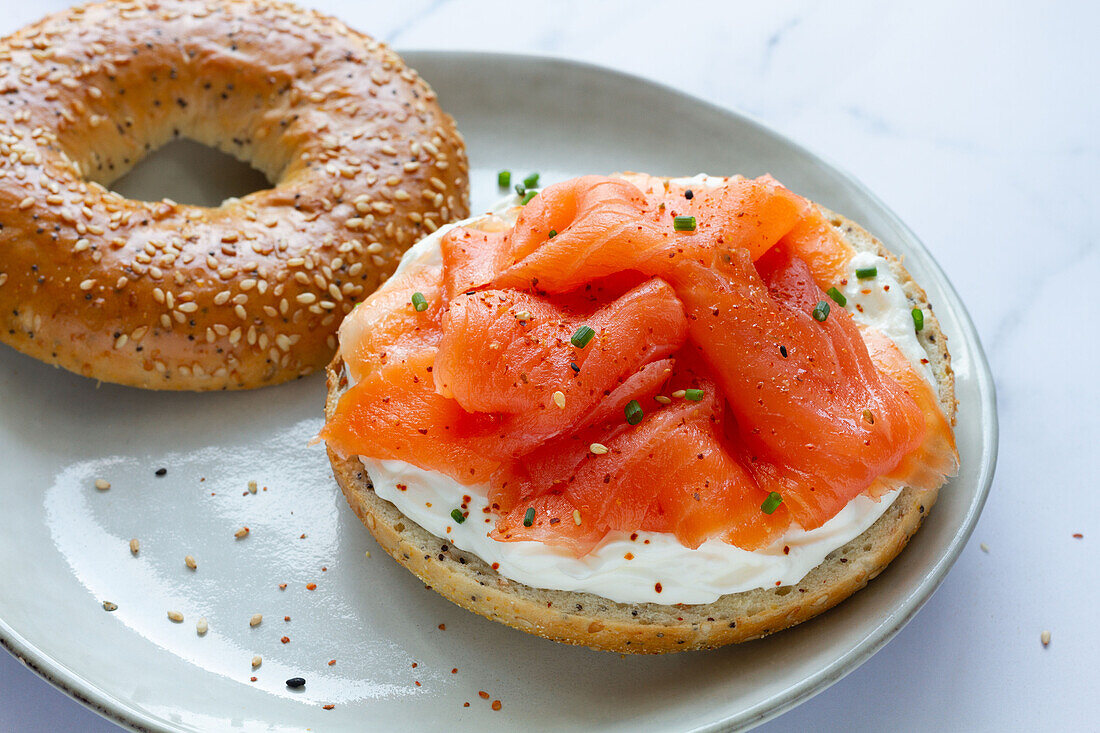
<box><xmin>102</xmin><ymin>601</ymin><xmax>118</xmax><ymax>612</ymax></box>
<box><xmin>167</xmin><ymin>610</ymin><xmax>184</xmax><ymax>623</ymax></box>
<box><xmin>94</xmin><ymin>478</ymin><xmax>111</xmax><ymax>491</ymax></box>
<box><xmin>247</xmin><ymin>480</ymin><xmax>258</xmax><ymax>494</ymax></box>
<box><xmin>235</xmin><ymin>526</ymin><xmax>250</xmax><ymax>539</ymax></box>
<box><xmin>551</xmin><ymin>390</ymin><xmax>566</xmax><ymax>409</ymax></box>
<box><xmin>185</xmin><ymin>555</ymin><xmax>197</xmax><ymax>570</ymax></box>
<box><xmin>155</xmin><ymin>467</ymin><xmax>167</xmax><ymax>477</ymax></box>
<box><xmin>196</xmin><ymin>617</ymin><xmax>208</xmax><ymax>636</ymax></box>
<box><xmin>364</xmin><ymin>550</ymin><xmax>371</xmax><ymax>559</ymax></box>
<box><xmin>980</xmin><ymin>543</ymin><xmax>989</xmax><ymax>553</ymax></box>
<box><xmin>589</xmin><ymin>442</ymin><xmax>609</xmax><ymax>455</ymax></box>
<box><xmin>129</xmin><ymin>538</ymin><xmax>140</xmax><ymax>556</ymax></box>
<box><xmin>286</xmin><ymin>677</ymin><xmax>305</xmax><ymax>688</ymax></box>
<box><xmin>252</xmin><ymin>655</ymin><xmax>262</xmax><ymax>668</ymax></box>
<box><xmin>249</xmin><ymin>613</ymin><xmax>263</xmax><ymax>627</ymax></box>
<box><xmin>1041</xmin><ymin>630</ymin><xmax>1051</xmax><ymax>647</ymax></box>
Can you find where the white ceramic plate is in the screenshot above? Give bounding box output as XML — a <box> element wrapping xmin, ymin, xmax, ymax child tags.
<box><xmin>0</xmin><ymin>52</ymin><xmax>997</xmax><ymax>732</ymax></box>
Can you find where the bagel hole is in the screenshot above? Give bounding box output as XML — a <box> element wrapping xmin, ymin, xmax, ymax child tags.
<box><xmin>109</xmin><ymin>138</ymin><xmax>272</xmax><ymax>207</ymax></box>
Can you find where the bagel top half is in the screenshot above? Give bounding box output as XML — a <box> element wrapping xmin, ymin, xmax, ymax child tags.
<box><xmin>0</xmin><ymin>0</ymin><xmax>468</xmax><ymax>390</ymax></box>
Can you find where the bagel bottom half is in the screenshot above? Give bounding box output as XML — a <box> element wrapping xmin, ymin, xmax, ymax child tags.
<box><xmin>323</xmin><ymin>208</ymin><xmax>957</xmax><ymax>653</ymax></box>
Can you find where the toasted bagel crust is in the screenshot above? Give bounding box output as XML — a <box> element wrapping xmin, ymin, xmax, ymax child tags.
<box><xmin>324</xmin><ymin>198</ymin><xmax>956</xmax><ymax>653</ymax></box>
<box><xmin>0</xmin><ymin>0</ymin><xmax>468</xmax><ymax>389</ymax></box>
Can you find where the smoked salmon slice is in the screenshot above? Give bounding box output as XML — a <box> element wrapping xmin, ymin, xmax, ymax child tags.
<box><xmin>327</xmin><ymin>173</ymin><xmax>957</xmax><ymax>557</ymax></box>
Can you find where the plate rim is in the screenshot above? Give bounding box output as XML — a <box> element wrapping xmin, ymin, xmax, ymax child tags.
<box><xmin>0</xmin><ymin>49</ymin><xmax>998</xmax><ymax>733</ymax></box>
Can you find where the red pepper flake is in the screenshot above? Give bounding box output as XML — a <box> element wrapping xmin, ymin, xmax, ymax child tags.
<box><xmin>299</xmin><ymin>533</ymin><xmax>307</xmax><ymax>539</ymax></box>
<box><xmin>451</xmin><ymin>668</ymin><xmax>458</xmax><ymax>674</ymax></box>
<box><xmin>654</xmin><ymin>582</ymin><xmax>663</xmax><ymax>593</ymax></box>
<box><xmin>281</xmin><ymin>636</ymin><xmax>290</xmax><ymax>644</ymax></box>
<box><xmin>321</xmin><ymin>566</ymin><xmax>327</xmax><ymax>571</ymax></box>
<box><xmin>463</xmin><ymin>702</ymin><xmax>470</xmax><ymax>707</ymax></box>
<box><xmin>491</xmin><ymin>562</ymin><xmax>500</xmax><ymax>570</ymax></box>
<box><xmin>783</xmin><ymin>545</ymin><xmax>790</xmax><ymax>555</ymax></box>
<box><xmin>438</xmin><ymin>623</ymin><xmax>446</xmax><ymax>631</ymax></box>
<box><xmin>1073</xmin><ymin>533</ymin><xmax>1084</xmax><ymax>539</ymax></box>
<box><xmin>478</xmin><ymin>691</ymin><xmax>490</xmax><ymax>699</ymax></box>
<box><xmin>284</xmin><ymin>616</ymin><xmax>291</xmax><ymax>622</ymax></box>
<box><xmin>414</xmin><ymin>680</ymin><xmax>421</xmax><ymax>687</ymax></box>
<box><xmin>411</xmin><ymin>662</ymin><xmax>417</xmax><ymax>668</ymax></box>
<box><xmin>328</xmin><ymin>659</ymin><xmax>336</xmax><ymax>666</ymax></box>
<box><xmin>322</xmin><ymin>704</ymin><xmax>334</xmax><ymax>710</ymax></box>
<box><xmin>492</xmin><ymin>700</ymin><xmax>502</xmax><ymax>711</ymax></box>
<box><xmin>306</xmin><ymin>583</ymin><xmax>317</xmax><ymax>591</ymax></box>
<box><xmin>278</xmin><ymin>583</ymin><xmax>287</xmax><ymax>590</ymax></box>
<box><xmin>623</xmin><ymin>552</ymin><xmax>634</xmax><ymax>560</ymax></box>
<box><xmin>250</xmin><ymin>676</ymin><xmax>257</xmax><ymax>682</ymax></box>
<box><xmin>775</xmin><ymin>581</ymin><xmax>782</xmax><ymax>586</ymax></box>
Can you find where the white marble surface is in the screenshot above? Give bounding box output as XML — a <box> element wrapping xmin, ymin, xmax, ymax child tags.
<box><xmin>1</xmin><ymin>0</ymin><xmax>1096</xmax><ymax>730</ymax></box>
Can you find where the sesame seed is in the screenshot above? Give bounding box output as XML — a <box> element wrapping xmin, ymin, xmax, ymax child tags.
<box><xmin>94</xmin><ymin>478</ymin><xmax>111</xmax><ymax>491</ymax></box>
<box><xmin>552</xmin><ymin>391</ymin><xmax>566</xmax><ymax>409</ymax></box>
<box><xmin>250</xmin><ymin>614</ymin><xmax>263</xmax><ymax>627</ymax></box>
<box><xmin>235</xmin><ymin>527</ymin><xmax>250</xmax><ymax>539</ymax></box>
<box><xmin>252</xmin><ymin>655</ymin><xmax>262</xmax><ymax>668</ymax></box>
<box><xmin>589</xmin><ymin>443</ymin><xmax>609</xmax><ymax>455</ymax></box>
<box><xmin>980</xmin><ymin>543</ymin><xmax>989</xmax><ymax>553</ymax></box>
<box><xmin>79</xmin><ymin>279</ymin><xmax>96</xmax><ymax>291</ymax></box>
<box><xmin>671</xmin><ymin>389</ymin><xmax>687</xmax><ymax>399</ymax></box>
<box><xmin>102</xmin><ymin>601</ymin><xmax>118</xmax><ymax>612</ymax></box>
<box><xmin>185</xmin><ymin>555</ymin><xmax>197</xmax><ymax>570</ymax></box>
<box><xmin>17</xmin><ymin>196</ymin><xmax>34</xmax><ymax>210</ymax></box>
<box><xmin>573</xmin><ymin>509</ymin><xmax>583</xmax><ymax>525</ymax></box>
<box><xmin>654</xmin><ymin>395</ymin><xmax>672</xmax><ymax>404</ymax></box>
<box><xmin>129</xmin><ymin>538</ymin><xmax>140</xmax><ymax>555</ymax></box>
<box><xmin>196</xmin><ymin>617</ymin><xmax>208</xmax><ymax>635</ymax></box>
<box><xmin>1041</xmin><ymin>630</ymin><xmax>1051</xmax><ymax>646</ymax></box>
<box><xmin>167</xmin><ymin>611</ymin><xmax>184</xmax><ymax>623</ymax></box>
<box><xmin>296</xmin><ymin>293</ymin><xmax>317</xmax><ymax>304</ymax></box>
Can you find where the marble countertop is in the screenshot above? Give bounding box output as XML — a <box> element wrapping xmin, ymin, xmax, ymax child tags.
<box><xmin>2</xmin><ymin>1</ymin><xmax>1096</xmax><ymax>730</ymax></box>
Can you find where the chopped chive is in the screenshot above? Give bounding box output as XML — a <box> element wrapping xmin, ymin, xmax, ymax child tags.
<box><xmin>761</xmin><ymin>492</ymin><xmax>783</xmax><ymax>514</ymax></box>
<box><xmin>812</xmin><ymin>300</ymin><xmax>830</xmax><ymax>322</ymax></box>
<box><xmin>912</xmin><ymin>308</ymin><xmax>924</xmax><ymax>332</ymax></box>
<box><xmin>450</xmin><ymin>508</ymin><xmax>465</xmax><ymax>524</ymax></box>
<box><xmin>523</xmin><ymin>172</ymin><xmax>540</xmax><ymax>189</ymax></box>
<box><xmin>548</xmin><ymin>229</ymin><xmax>557</xmax><ymax>238</ymax></box>
<box><xmin>684</xmin><ymin>388</ymin><xmax>704</xmax><ymax>401</ymax></box>
<box><xmin>826</xmin><ymin>287</ymin><xmax>847</xmax><ymax>307</ymax></box>
<box><xmin>497</xmin><ymin>170</ymin><xmax>511</xmax><ymax>188</ymax></box>
<box><xmin>624</xmin><ymin>399</ymin><xmax>644</xmax><ymax>425</ymax></box>
<box><xmin>411</xmin><ymin>292</ymin><xmax>428</xmax><ymax>312</ymax></box>
<box><xmin>856</xmin><ymin>266</ymin><xmax>878</xmax><ymax>279</ymax></box>
<box><xmin>570</xmin><ymin>325</ymin><xmax>596</xmax><ymax>348</ymax></box>
<box><xmin>673</xmin><ymin>215</ymin><xmax>697</xmax><ymax>232</ymax></box>
<box><xmin>522</xmin><ymin>507</ymin><xmax>535</xmax><ymax>527</ymax></box>
<box><xmin>521</xmin><ymin>190</ymin><xmax>537</xmax><ymax>205</ymax></box>
<box><xmin>514</xmin><ymin>183</ymin><xmax>526</xmax><ymax>196</ymax></box>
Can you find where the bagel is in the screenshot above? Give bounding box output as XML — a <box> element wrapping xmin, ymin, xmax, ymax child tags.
<box><xmin>0</xmin><ymin>0</ymin><xmax>468</xmax><ymax>390</ymax></box>
<box><xmin>323</xmin><ymin>177</ymin><xmax>958</xmax><ymax>653</ymax></box>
